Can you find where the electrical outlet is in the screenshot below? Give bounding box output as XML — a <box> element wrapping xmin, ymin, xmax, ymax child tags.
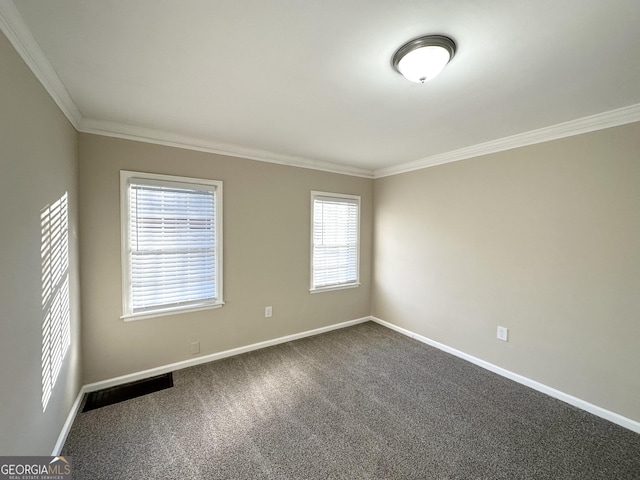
<box><xmin>265</xmin><ymin>306</ymin><xmax>272</xmax><ymax>318</ymax></box>
<box><xmin>190</xmin><ymin>341</ymin><xmax>200</xmax><ymax>354</ymax></box>
<box><xmin>497</xmin><ymin>326</ymin><xmax>508</xmax><ymax>342</ymax></box>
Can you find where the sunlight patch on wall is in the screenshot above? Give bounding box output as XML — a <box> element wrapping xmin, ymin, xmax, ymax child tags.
<box><xmin>41</xmin><ymin>192</ymin><xmax>70</xmax><ymax>412</ymax></box>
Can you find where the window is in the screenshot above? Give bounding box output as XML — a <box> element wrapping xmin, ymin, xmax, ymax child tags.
<box><xmin>310</xmin><ymin>191</ymin><xmax>360</xmax><ymax>293</ymax></box>
<box><xmin>120</xmin><ymin>171</ymin><xmax>223</xmax><ymax>319</ymax></box>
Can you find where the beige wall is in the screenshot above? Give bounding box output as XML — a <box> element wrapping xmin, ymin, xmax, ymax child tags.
<box><xmin>373</xmin><ymin>122</ymin><xmax>640</xmax><ymax>421</ymax></box>
<box><xmin>78</xmin><ymin>134</ymin><xmax>372</xmax><ymax>383</ymax></box>
<box><xmin>3</xmin><ymin>15</ymin><xmax>638</xmax><ymax>452</ymax></box>
<box><xmin>0</xmin><ymin>31</ymin><xmax>81</xmax><ymax>454</ymax></box>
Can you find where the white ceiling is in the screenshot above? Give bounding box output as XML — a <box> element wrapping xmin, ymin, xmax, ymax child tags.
<box><xmin>4</xmin><ymin>0</ymin><xmax>640</xmax><ymax>177</ymax></box>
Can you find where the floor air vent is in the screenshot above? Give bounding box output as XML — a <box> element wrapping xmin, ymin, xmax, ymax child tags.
<box><xmin>82</xmin><ymin>373</ymin><xmax>173</xmax><ymax>412</ymax></box>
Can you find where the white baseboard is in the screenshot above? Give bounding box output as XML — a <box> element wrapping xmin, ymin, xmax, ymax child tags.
<box><xmin>51</xmin><ymin>386</ymin><xmax>87</xmax><ymax>456</ymax></box>
<box><xmin>83</xmin><ymin>316</ymin><xmax>370</xmax><ymax>393</ymax></box>
<box><xmin>371</xmin><ymin>316</ymin><xmax>640</xmax><ymax>434</ymax></box>
<box><xmin>53</xmin><ymin>316</ymin><xmax>371</xmax><ymax>453</ymax></box>
<box><xmin>54</xmin><ymin>313</ymin><xmax>638</xmax><ymax>455</ymax></box>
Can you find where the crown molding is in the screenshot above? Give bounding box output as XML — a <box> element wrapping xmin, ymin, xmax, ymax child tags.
<box><xmin>3</xmin><ymin>0</ymin><xmax>640</xmax><ymax>180</ymax></box>
<box><xmin>0</xmin><ymin>1</ymin><xmax>81</xmax><ymax>129</ymax></box>
<box><xmin>0</xmin><ymin>2</ymin><xmax>369</xmax><ymax>178</ymax></box>
<box><xmin>374</xmin><ymin>103</ymin><xmax>640</xmax><ymax>178</ymax></box>
<box><xmin>80</xmin><ymin>118</ymin><xmax>374</xmax><ymax>178</ymax></box>
<box><xmin>0</xmin><ymin>0</ymin><xmax>369</xmax><ymax>179</ymax></box>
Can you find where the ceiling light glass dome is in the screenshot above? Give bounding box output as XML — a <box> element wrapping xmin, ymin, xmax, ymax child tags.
<box><xmin>392</xmin><ymin>35</ymin><xmax>456</xmax><ymax>83</ymax></box>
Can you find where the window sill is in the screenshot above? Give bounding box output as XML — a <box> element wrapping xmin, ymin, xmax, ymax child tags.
<box><xmin>122</xmin><ymin>301</ymin><xmax>224</xmax><ymax>322</ymax></box>
<box><xmin>309</xmin><ymin>283</ymin><xmax>361</xmax><ymax>294</ymax></box>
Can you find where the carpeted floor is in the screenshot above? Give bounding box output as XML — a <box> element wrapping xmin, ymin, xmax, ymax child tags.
<box><xmin>63</xmin><ymin>321</ymin><xmax>640</xmax><ymax>479</ymax></box>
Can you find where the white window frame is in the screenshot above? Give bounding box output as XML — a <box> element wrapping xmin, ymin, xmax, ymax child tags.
<box><xmin>310</xmin><ymin>191</ymin><xmax>361</xmax><ymax>294</ymax></box>
<box><xmin>120</xmin><ymin>170</ymin><xmax>224</xmax><ymax>321</ymax></box>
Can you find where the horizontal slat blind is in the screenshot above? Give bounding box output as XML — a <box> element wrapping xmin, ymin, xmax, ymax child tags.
<box><xmin>312</xmin><ymin>195</ymin><xmax>359</xmax><ymax>288</ymax></box>
<box><xmin>129</xmin><ymin>181</ymin><xmax>217</xmax><ymax>313</ymax></box>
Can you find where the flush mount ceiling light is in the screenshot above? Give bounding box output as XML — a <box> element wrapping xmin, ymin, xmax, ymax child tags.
<box><xmin>392</xmin><ymin>35</ymin><xmax>456</xmax><ymax>83</ymax></box>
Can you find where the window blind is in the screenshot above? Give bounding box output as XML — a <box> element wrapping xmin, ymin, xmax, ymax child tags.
<box><xmin>128</xmin><ymin>180</ymin><xmax>217</xmax><ymax>313</ymax></box>
<box><xmin>312</xmin><ymin>195</ymin><xmax>359</xmax><ymax>289</ymax></box>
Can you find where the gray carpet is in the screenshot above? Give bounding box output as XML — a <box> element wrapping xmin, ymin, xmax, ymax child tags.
<box><xmin>63</xmin><ymin>322</ymin><xmax>640</xmax><ymax>479</ymax></box>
